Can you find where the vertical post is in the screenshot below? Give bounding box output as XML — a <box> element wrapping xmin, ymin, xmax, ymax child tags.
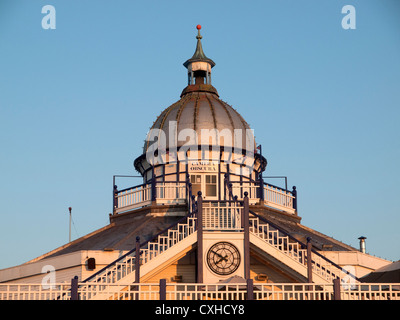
<box><xmin>151</xmin><ymin>167</ymin><xmax>156</xmax><ymax>201</ymax></box>
<box><xmin>113</xmin><ymin>185</ymin><xmax>118</xmax><ymax>213</ymax></box>
<box><xmin>224</xmin><ymin>173</ymin><xmax>228</xmax><ymax>201</ymax></box>
<box><xmin>246</xmin><ymin>278</ymin><xmax>254</xmax><ymax>300</ymax></box>
<box><xmin>307</xmin><ymin>237</ymin><xmax>313</xmax><ymax>284</ymax></box>
<box><xmin>243</xmin><ymin>192</ymin><xmax>250</xmax><ymax>280</ymax></box>
<box><xmin>135</xmin><ymin>236</ymin><xmax>141</xmax><ymax>283</ymax></box>
<box><xmin>259</xmin><ymin>173</ymin><xmax>264</xmax><ymax>201</ymax></box>
<box><xmin>186</xmin><ymin>173</ymin><xmax>189</xmax><ymax>205</ymax></box>
<box><xmin>159</xmin><ymin>279</ymin><xmax>167</xmax><ymax>300</ymax></box>
<box><xmin>192</xmin><ymin>195</ymin><xmax>196</xmax><ymax>214</ymax></box>
<box><xmin>113</xmin><ymin>175</ymin><xmax>116</xmax><ymax>214</ymax></box>
<box><xmin>197</xmin><ymin>191</ymin><xmax>203</xmax><ymax>283</ymax></box>
<box><xmin>68</xmin><ymin>207</ymin><xmax>72</xmax><ymax>243</ymax></box>
<box><xmin>70</xmin><ymin>276</ymin><xmax>79</xmax><ymax>300</ymax></box>
<box><xmin>333</xmin><ymin>278</ymin><xmax>341</xmax><ymax>300</ymax></box>
<box><xmin>292</xmin><ymin>186</ymin><xmax>297</xmax><ymax>212</ymax></box>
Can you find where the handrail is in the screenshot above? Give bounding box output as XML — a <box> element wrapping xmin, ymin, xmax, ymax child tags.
<box><xmin>263</xmin><ymin>181</ymin><xmax>292</xmax><ymax>194</ymax></box>
<box><xmin>116</xmin><ymin>182</ymin><xmax>149</xmax><ymax>194</ymax></box>
<box><xmin>202</xmin><ymin>201</ymin><xmax>243</xmax><ymax>231</ymax></box>
<box><xmin>82</xmin><ymin>211</ymin><xmax>196</xmax><ymax>283</ymax></box>
<box><xmin>229</xmin><ymin>180</ymin><xmax>292</xmax><ymax>194</ymax></box>
<box><xmin>224</xmin><ymin>174</ymin><xmax>296</xmax><ymax>213</ymax></box>
<box><xmin>114</xmin><ymin>181</ymin><xmax>187</xmax><ymax>214</ymax></box>
<box><xmin>249</xmin><ymin>210</ymin><xmax>359</xmax><ymax>282</ymax></box>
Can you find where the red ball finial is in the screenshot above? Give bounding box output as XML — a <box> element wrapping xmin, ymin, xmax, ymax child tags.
<box><xmin>196</xmin><ymin>24</ymin><xmax>201</xmax><ymax>30</ymax></box>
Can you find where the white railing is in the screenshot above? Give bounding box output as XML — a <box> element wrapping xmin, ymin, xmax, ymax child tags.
<box><xmin>249</xmin><ymin>214</ymin><xmax>345</xmax><ymax>283</ymax></box>
<box><xmin>78</xmin><ymin>283</ymin><xmax>161</xmax><ymax>300</ymax></box>
<box><xmin>263</xmin><ymin>184</ymin><xmax>295</xmax><ymax>213</ymax></box>
<box><xmin>202</xmin><ymin>202</ymin><xmax>242</xmax><ymax>231</ymax></box>
<box><xmin>2</xmin><ymin>282</ymin><xmax>399</xmax><ymax>300</ymax></box>
<box><xmin>155</xmin><ymin>182</ymin><xmax>186</xmax><ymax>204</ymax></box>
<box><xmin>231</xmin><ymin>183</ymin><xmax>259</xmax><ymax>203</ymax></box>
<box><xmin>115</xmin><ymin>182</ymin><xmax>187</xmax><ymax>213</ymax></box>
<box><xmin>141</xmin><ymin>215</ymin><xmax>197</xmax><ymax>264</ymax></box>
<box><xmin>116</xmin><ymin>180</ymin><xmax>296</xmax><ymax>215</ymax></box>
<box><xmin>254</xmin><ymin>283</ymin><xmax>335</xmax><ymax>300</ymax></box>
<box><xmin>84</xmin><ymin>214</ymin><xmax>197</xmax><ymax>285</ymax></box>
<box><xmin>115</xmin><ymin>184</ymin><xmax>152</xmax><ymax>213</ymax></box>
<box><xmin>228</xmin><ymin>182</ymin><xmax>296</xmax><ymax>214</ymax></box>
<box><xmin>340</xmin><ymin>283</ymin><xmax>400</xmax><ymax>300</ymax></box>
<box><xmin>165</xmin><ymin>283</ymin><xmax>248</xmax><ymax>300</ymax></box>
<box><xmin>0</xmin><ymin>283</ymin><xmax>71</xmax><ymax>300</ymax></box>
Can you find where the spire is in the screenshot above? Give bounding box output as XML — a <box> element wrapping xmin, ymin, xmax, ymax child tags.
<box><xmin>183</xmin><ymin>25</ymin><xmax>215</xmax><ymax>68</ymax></box>
<box><xmin>183</xmin><ymin>25</ymin><xmax>215</xmax><ymax>86</ymax></box>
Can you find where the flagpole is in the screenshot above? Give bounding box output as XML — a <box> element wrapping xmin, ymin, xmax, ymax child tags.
<box><xmin>68</xmin><ymin>207</ymin><xmax>72</xmax><ymax>243</ymax></box>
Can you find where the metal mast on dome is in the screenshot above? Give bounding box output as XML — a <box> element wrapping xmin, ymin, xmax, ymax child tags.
<box><xmin>183</xmin><ymin>25</ymin><xmax>215</xmax><ymax>86</ymax></box>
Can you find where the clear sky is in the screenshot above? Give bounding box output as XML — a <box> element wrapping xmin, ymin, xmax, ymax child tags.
<box><xmin>0</xmin><ymin>0</ymin><xmax>399</xmax><ymax>269</ymax></box>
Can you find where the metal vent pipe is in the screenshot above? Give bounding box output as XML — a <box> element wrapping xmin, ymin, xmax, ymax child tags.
<box><xmin>358</xmin><ymin>236</ymin><xmax>367</xmax><ymax>253</ymax></box>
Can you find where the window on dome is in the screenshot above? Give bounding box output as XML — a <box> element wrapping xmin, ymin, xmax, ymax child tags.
<box><xmin>205</xmin><ymin>174</ymin><xmax>217</xmax><ymax>197</ymax></box>
<box><xmin>191</xmin><ymin>174</ymin><xmax>202</xmax><ymax>197</ymax></box>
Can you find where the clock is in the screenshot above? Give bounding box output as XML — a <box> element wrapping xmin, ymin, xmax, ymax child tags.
<box><xmin>206</xmin><ymin>242</ymin><xmax>241</xmax><ymax>275</ymax></box>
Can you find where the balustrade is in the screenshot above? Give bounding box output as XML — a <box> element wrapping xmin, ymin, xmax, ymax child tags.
<box><xmin>2</xmin><ymin>281</ymin><xmax>399</xmax><ymax>300</ymax></box>
<box><xmin>248</xmin><ymin>211</ymin><xmax>358</xmax><ymax>284</ymax></box>
<box><xmin>82</xmin><ymin>213</ymin><xmax>197</xmax><ymax>286</ymax></box>
<box><xmin>202</xmin><ymin>202</ymin><xmax>242</xmax><ymax>231</ymax></box>
<box><xmin>114</xmin><ymin>182</ymin><xmax>186</xmax><ymax>213</ymax></box>
<box><xmin>227</xmin><ymin>180</ymin><xmax>296</xmax><ymax>214</ymax></box>
<box><xmin>114</xmin><ymin>176</ymin><xmax>297</xmax><ymax>216</ymax></box>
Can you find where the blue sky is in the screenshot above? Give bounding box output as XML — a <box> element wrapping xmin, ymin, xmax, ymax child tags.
<box><xmin>0</xmin><ymin>0</ymin><xmax>399</xmax><ymax>269</ymax></box>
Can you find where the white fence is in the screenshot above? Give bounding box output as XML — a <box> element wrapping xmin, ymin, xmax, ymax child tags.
<box><xmin>230</xmin><ymin>183</ymin><xmax>296</xmax><ymax>214</ymax></box>
<box><xmin>263</xmin><ymin>184</ymin><xmax>295</xmax><ymax>214</ymax></box>
<box><xmin>1</xmin><ymin>282</ymin><xmax>399</xmax><ymax>300</ymax></box>
<box><xmin>202</xmin><ymin>202</ymin><xmax>242</xmax><ymax>231</ymax></box>
<box><xmin>115</xmin><ymin>181</ymin><xmax>297</xmax><ymax>215</ymax></box>
<box><xmin>0</xmin><ymin>283</ymin><xmax>71</xmax><ymax>300</ymax></box>
<box><xmin>155</xmin><ymin>182</ymin><xmax>186</xmax><ymax>204</ymax></box>
<box><xmin>249</xmin><ymin>213</ymin><xmax>345</xmax><ymax>283</ymax></box>
<box><xmin>115</xmin><ymin>183</ymin><xmax>186</xmax><ymax>213</ymax></box>
<box><xmin>115</xmin><ymin>184</ymin><xmax>152</xmax><ymax>213</ymax></box>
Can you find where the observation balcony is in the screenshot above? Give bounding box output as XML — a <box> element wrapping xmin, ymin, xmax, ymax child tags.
<box><xmin>112</xmin><ymin>175</ymin><xmax>297</xmax><ymax>216</ymax></box>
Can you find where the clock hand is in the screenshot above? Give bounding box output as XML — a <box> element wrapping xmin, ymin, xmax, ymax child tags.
<box><xmin>216</xmin><ymin>255</ymin><xmax>228</xmax><ymax>264</ymax></box>
<box><xmin>211</xmin><ymin>250</ymin><xmax>225</xmax><ymax>259</ymax></box>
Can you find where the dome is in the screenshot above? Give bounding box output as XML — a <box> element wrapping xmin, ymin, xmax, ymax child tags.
<box><xmin>134</xmin><ymin>25</ymin><xmax>264</xmax><ymax>175</ymax></box>
<box><xmin>142</xmin><ymin>84</ymin><xmax>254</xmax><ymax>154</ymax></box>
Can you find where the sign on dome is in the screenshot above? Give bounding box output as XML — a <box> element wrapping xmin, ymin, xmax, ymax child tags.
<box><xmin>189</xmin><ymin>161</ymin><xmax>218</xmax><ymax>172</ymax></box>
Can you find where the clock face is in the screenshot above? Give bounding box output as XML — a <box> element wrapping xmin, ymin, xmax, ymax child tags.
<box><xmin>206</xmin><ymin>242</ymin><xmax>241</xmax><ymax>276</ymax></box>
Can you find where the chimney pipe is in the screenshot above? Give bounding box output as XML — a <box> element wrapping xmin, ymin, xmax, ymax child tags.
<box><xmin>358</xmin><ymin>236</ymin><xmax>366</xmax><ymax>253</ymax></box>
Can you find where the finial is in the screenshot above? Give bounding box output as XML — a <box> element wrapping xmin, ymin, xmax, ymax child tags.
<box><xmin>196</xmin><ymin>24</ymin><xmax>202</xmax><ymax>40</ymax></box>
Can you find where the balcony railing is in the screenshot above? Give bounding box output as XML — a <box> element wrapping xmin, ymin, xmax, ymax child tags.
<box><xmin>228</xmin><ymin>180</ymin><xmax>297</xmax><ymax>215</ymax></box>
<box><xmin>114</xmin><ymin>182</ymin><xmax>186</xmax><ymax>214</ymax></box>
<box><xmin>115</xmin><ymin>184</ymin><xmax>152</xmax><ymax>213</ymax></box>
<box><xmin>263</xmin><ymin>184</ymin><xmax>295</xmax><ymax>214</ymax></box>
<box><xmin>113</xmin><ymin>176</ymin><xmax>297</xmax><ymax>215</ymax></box>
<box><xmin>1</xmin><ymin>280</ymin><xmax>399</xmax><ymax>300</ymax></box>
<box><xmin>202</xmin><ymin>201</ymin><xmax>242</xmax><ymax>231</ymax></box>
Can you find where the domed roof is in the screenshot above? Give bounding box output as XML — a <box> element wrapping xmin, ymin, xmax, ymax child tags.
<box><xmin>134</xmin><ymin>26</ymin><xmax>262</xmax><ymax>174</ymax></box>
<box><xmin>143</xmin><ymin>85</ymin><xmax>254</xmax><ymax>153</ymax></box>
